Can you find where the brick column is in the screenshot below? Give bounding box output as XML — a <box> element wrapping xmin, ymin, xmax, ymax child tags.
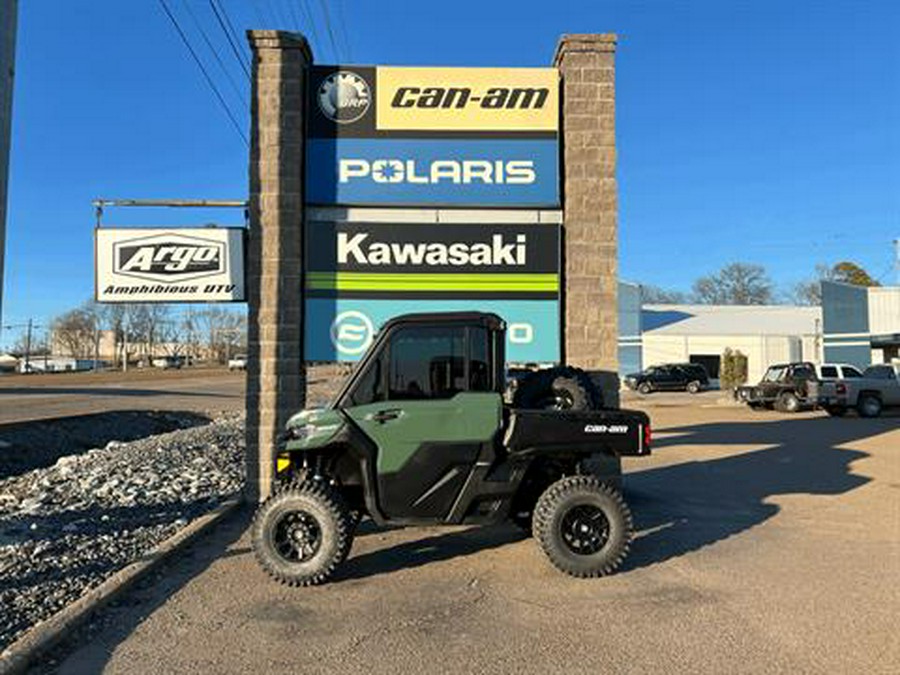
<box><xmin>245</xmin><ymin>31</ymin><xmax>311</xmax><ymax>503</ymax></box>
<box><xmin>554</xmin><ymin>34</ymin><xmax>620</xmax><ymax>407</ymax></box>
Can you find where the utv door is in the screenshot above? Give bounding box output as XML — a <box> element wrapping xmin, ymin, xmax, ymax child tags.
<box><xmin>343</xmin><ymin>324</ymin><xmax>501</xmax><ymax>520</ymax></box>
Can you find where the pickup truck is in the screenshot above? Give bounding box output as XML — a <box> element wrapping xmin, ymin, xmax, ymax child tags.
<box><xmin>810</xmin><ymin>364</ymin><xmax>900</xmax><ymax>417</ymax></box>
<box><xmin>735</xmin><ymin>362</ymin><xmax>864</xmax><ymax>413</ymax></box>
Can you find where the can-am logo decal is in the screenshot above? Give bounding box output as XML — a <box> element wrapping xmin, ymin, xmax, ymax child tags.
<box><xmin>338</xmin><ymin>159</ymin><xmax>535</xmax><ymax>185</ymax></box>
<box><xmin>337</xmin><ymin>232</ymin><xmax>527</xmax><ymax>267</ymax></box>
<box><xmin>318</xmin><ymin>71</ymin><xmax>371</xmax><ymax>124</ymax></box>
<box><xmin>390</xmin><ymin>86</ymin><xmax>549</xmax><ymax>110</ymax></box>
<box><xmin>113</xmin><ymin>233</ymin><xmax>226</xmax><ymax>284</ymax></box>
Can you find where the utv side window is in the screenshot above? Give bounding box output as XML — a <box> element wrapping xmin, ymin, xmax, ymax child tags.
<box><xmin>349</xmin><ymin>352</ymin><xmax>385</xmax><ymax>406</ymax></box>
<box><xmin>389</xmin><ymin>326</ymin><xmax>466</xmax><ymax>400</ymax></box>
<box><xmin>468</xmin><ymin>326</ymin><xmax>491</xmax><ymax>392</ymax></box>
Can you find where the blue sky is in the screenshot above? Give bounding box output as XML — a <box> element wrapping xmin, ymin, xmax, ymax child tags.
<box><xmin>2</xmin><ymin>0</ymin><xmax>898</xmax><ymax>335</ymax></box>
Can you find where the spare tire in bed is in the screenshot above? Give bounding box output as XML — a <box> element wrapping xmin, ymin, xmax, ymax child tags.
<box><xmin>512</xmin><ymin>366</ymin><xmax>601</xmax><ymax>411</ymax></box>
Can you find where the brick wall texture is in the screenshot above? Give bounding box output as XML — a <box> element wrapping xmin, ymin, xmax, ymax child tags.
<box><xmin>554</xmin><ymin>34</ymin><xmax>620</xmax><ymax>405</ymax></box>
<box><xmin>245</xmin><ymin>31</ymin><xmax>311</xmax><ymax>503</ymax></box>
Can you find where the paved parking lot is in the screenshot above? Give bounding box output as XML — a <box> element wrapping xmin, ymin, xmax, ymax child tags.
<box><xmin>46</xmin><ymin>396</ymin><xmax>900</xmax><ymax>674</ymax></box>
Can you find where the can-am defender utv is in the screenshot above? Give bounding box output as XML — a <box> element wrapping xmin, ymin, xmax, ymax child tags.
<box><xmin>251</xmin><ymin>312</ymin><xmax>651</xmax><ymax>585</ymax></box>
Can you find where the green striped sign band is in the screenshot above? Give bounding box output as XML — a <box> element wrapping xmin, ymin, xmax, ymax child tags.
<box><xmin>306</xmin><ymin>272</ymin><xmax>559</xmax><ymax>292</ymax></box>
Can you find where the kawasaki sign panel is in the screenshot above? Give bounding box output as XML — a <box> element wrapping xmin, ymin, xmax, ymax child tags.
<box><xmin>306</xmin><ymin>66</ymin><xmax>559</xmax><ymax>207</ymax></box>
<box><xmin>95</xmin><ymin>228</ymin><xmax>245</xmax><ymax>303</ymax></box>
<box><xmin>304</xmin><ymin>220</ymin><xmax>560</xmax><ymax>361</ymax></box>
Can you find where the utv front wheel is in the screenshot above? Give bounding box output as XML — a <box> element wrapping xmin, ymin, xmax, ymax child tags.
<box><xmin>533</xmin><ymin>476</ymin><xmax>632</xmax><ymax>578</ymax></box>
<box><xmin>251</xmin><ymin>482</ymin><xmax>353</xmax><ymax>586</ymax></box>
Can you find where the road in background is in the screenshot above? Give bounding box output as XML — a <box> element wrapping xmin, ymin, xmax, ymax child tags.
<box><xmin>45</xmin><ymin>399</ymin><xmax>900</xmax><ymax>674</ymax></box>
<box><xmin>0</xmin><ymin>369</ymin><xmax>246</xmax><ymax>424</ymax></box>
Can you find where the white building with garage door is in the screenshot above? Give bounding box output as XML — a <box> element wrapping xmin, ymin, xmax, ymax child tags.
<box><xmin>633</xmin><ymin>303</ymin><xmax>823</xmax><ymax>385</ymax></box>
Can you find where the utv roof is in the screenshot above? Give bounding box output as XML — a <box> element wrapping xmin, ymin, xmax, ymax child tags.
<box><xmin>379</xmin><ymin>312</ymin><xmax>505</xmax><ymax>332</ymax></box>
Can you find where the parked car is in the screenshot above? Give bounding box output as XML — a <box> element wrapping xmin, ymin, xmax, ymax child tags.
<box><xmin>736</xmin><ymin>362</ymin><xmax>819</xmax><ymax>412</ymax></box>
<box><xmin>228</xmin><ymin>354</ymin><xmax>248</xmax><ymax>371</ymax></box>
<box><xmin>151</xmin><ymin>356</ymin><xmax>182</xmax><ymax>370</ymax></box>
<box><xmin>624</xmin><ymin>363</ymin><xmax>710</xmax><ymax>395</ymax></box>
<box><xmin>811</xmin><ymin>363</ymin><xmax>900</xmax><ymax>417</ymax></box>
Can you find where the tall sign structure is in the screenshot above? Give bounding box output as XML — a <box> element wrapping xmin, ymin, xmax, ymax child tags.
<box><xmin>0</xmin><ymin>0</ymin><xmax>17</xmax><ymax>325</ymax></box>
<box><xmin>246</xmin><ymin>31</ymin><xmax>619</xmax><ymax>503</ymax></box>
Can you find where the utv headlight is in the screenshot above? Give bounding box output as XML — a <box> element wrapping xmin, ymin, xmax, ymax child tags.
<box><xmin>284</xmin><ymin>424</ymin><xmax>314</xmax><ymax>441</ymax></box>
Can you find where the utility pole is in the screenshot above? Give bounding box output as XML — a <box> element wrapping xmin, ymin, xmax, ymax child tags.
<box><xmin>23</xmin><ymin>317</ymin><xmax>31</xmax><ymax>372</ymax></box>
<box><xmin>0</xmin><ymin>1</ymin><xmax>18</xmax><ymax>327</ymax></box>
<box><xmin>894</xmin><ymin>239</ymin><xmax>899</xmax><ymax>286</ymax></box>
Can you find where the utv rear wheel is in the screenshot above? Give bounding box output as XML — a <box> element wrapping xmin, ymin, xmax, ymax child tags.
<box><xmin>532</xmin><ymin>476</ymin><xmax>632</xmax><ymax>578</ymax></box>
<box><xmin>251</xmin><ymin>481</ymin><xmax>353</xmax><ymax>586</ymax></box>
<box><xmin>513</xmin><ymin>367</ymin><xmax>599</xmax><ymax>411</ymax></box>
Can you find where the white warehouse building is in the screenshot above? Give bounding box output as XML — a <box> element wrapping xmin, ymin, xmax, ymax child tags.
<box><xmin>618</xmin><ymin>292</ymin><xmax>823</xmax><ymax>385</ymax></box>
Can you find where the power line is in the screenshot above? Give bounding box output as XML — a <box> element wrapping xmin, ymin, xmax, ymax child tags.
<box><xmin>299</xmin><ymin>0</ymin><xmax>323</xmax><ymax>56</ymax></box>
<box><xmin>180</xmin><ymin>0</ymin><xmax>247</xmax><ymax>107</ymax></box>
<box><xmin>158</xmin><ymin>0</ymin><xmax>248</xmax><ymax>146</ymax></box>
<box><xmin>285</xmin><ymin>0</ymin><xmax>302</xmax><ymax>32</ymax></box>
<box><xmin>334</xmin><ymin>0</ymin><xmax>352</xmax><ymax>62</ymax></box>
<box><xmin>317</xmin><ymin>0</ymin><xmax>342</xmax><ymax>61</ymax></box>
<box><xmin>208</xmin><ymin>0</ymin><xmax>251</xmax><ymax>80</ymax></box>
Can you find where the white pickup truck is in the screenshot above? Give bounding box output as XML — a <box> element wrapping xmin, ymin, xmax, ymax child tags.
<box><xmin>810</xmin><ymin>364</ymin><xmax>900</xmax><ymax>417</ymax></box>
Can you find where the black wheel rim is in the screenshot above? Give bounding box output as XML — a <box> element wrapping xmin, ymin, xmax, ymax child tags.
<box><xmin>271</xmin><ymin>510</ymin><xmax>322</xmax><ymax>562</ymax></box>
<box><xmin>536</xmin><ymin>389</ymin><xmax>575</xmax><ymax>410</ymax></box>
<box><xmin>560</xmin><ymin>504</ymin><xmax>610</xmax><ymax>555</ymax></box>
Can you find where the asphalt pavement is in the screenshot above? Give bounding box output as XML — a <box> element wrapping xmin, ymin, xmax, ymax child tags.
<box><xmin>44</xmin><ymin>397</ymin><xmax>900</xmax><ymax>674</ymax></box>
<box><xmin>0</xmin><ymin>369</ymin><xmax>245</xmax><ymax>424</ymax></box>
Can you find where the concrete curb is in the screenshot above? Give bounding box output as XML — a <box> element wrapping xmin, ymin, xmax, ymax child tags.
<box><xmin>0</xmin><ymin>498</ymin><xmax>243</xmax><ymax>675</ymax></box>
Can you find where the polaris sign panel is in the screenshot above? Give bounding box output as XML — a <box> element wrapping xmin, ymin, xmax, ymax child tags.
<box><xmin>307</xmin><ymin>66</ymin><xmax>559</xmax><ymax>207</ymax></box>
<box><xmin>304</xmin><ymin>220</ymin><xmax>560</xmax><ymax>361</ymax></box>
<box><xmin>96</xmin><ymin>228</ymin><xmax>245</xmax><ymax>303</ymax></box>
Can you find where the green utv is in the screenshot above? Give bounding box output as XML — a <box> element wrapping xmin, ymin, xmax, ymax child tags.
<box><xmin>251</xmin><ymin>312</ymin><xmax>651</xmax><ymax>585</ymax></box>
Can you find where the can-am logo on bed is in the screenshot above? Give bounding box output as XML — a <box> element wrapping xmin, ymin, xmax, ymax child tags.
<box><xmin>113</xmin><ymin>232</ymin><xmax>225</xmax><ymax>283</ymax></box>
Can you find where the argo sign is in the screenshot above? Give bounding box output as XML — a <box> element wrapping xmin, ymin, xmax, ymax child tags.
<box><xmin>95</xmin><ymin>228</ymin><xmax>245</xmax><ymax>303</ymax></box>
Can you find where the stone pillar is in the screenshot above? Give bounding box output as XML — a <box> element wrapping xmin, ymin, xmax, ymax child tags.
<box><xmin>245</xmin><ymin>31</ymin><xmax>311</xmax><ymax>503</ymax></box>
<box><xmin>554</xmin><ymin>34</ymin><xmax>620</xmax><ymax>408</ymax></box>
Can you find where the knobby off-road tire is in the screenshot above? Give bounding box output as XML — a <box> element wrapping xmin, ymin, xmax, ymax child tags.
<box><xmin>251</xmin><ymin>481</ymin><xmax>353</xmax><ymax>587</ymax></box>
<box><xmin>513</xmin><ymin>367</ymin><xmax>600</xmax><ymax>411</ymax></box>
<box><xmin>532</xmin><ymin>475</ymin><xmax>632</xmax><ymax>578</ymax></box>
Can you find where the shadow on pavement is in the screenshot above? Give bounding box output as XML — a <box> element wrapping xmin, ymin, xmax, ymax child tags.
<box><xmin>623</xmin><ymin>416</ymin><xmax>884</xmax><ymax>570</ymax></box>
<box><xmin>40</xmin><ymin>415</ymin><xmax>890</xmax><ymax>671</ymax></box>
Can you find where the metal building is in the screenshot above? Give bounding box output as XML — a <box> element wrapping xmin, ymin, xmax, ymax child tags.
<box><xmin>822</xmin><ymin>281</ymin><xmax>900</xmax><ymax>368</ymax></box>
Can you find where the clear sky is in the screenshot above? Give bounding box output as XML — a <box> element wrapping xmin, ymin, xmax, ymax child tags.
<box><xmin>2</xmin><ymin>0</ymin><xmax>898</xmax><ymax>336</ymax></box>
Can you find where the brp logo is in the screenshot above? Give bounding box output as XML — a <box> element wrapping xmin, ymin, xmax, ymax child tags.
<box><xmin>317</xmin><ymin>71</ymin><xmax>371</xmax><ymax>124</ymax></box>
<box><xmin>330</xmin><ymin>310</ymin><xmax>374</xmax><ymax>356</ymax></box>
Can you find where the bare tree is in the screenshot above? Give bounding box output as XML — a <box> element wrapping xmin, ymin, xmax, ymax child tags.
<box><xmin>51</xmin><ymin>305</ymin><xmax>97</xmax><ymax>357</ymax></box>
<box><xmin>194</xmin><ymin>307</ymin><xmax>247</xmax><ymax>363</ymax></box>
<box><xmin>641</xmin><ymin>284</ymin><xmax>689</xmax><ymax>304</ymax></box>
<box><xmin>692</xmin><ymin>263</ymin><xmax>774</xmax><ymax>305</ymax></box>
<box><xmin>791</xmin><ymin>261</ymin><xmax>880</xmax><ymax>306</ymax></box>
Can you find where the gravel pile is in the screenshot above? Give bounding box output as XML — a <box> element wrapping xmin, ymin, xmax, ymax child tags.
<box><xmin>0</xmin><ymin>413</ymin><xmax>245</xmax><ymax>651</ymax></box>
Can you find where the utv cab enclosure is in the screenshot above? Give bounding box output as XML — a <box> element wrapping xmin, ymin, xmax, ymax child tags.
<box><xmin>252</xmin><ymin>312</ymin><xmax>651</xmax><ymax>586</ymax></box>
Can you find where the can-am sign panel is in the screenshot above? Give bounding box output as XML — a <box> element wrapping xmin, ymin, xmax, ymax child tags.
<box><xmin>307</xmin><ymin>66</ymin><xmax>559</xmax><ymax>207</ymax></box>
<box><xmin>96</xmin><ymin>228</ymin><xmax>245</xmax><ymax>303</ymax></box>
